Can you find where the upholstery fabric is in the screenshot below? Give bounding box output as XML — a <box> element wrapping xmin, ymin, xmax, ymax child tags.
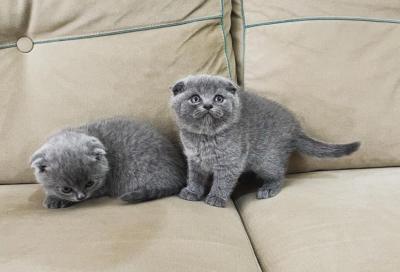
<box><xmin>0</xmin><ymin>184</ymin><xmax>261</xmax><ymax>272</ymax></box>
<box><xmin>234</xmin><ymin>168</ymin><xmax>400</xmax><ymax>272</ymax></box>
<box><xmin>0</xmin><ymin>0</ymin><xmax>236</xmax><ymax>184</ymax></box>
<box><xmin>231</xmin><ymin>0</ymin><xmax>400</xmax><ymax>172</ymax></box>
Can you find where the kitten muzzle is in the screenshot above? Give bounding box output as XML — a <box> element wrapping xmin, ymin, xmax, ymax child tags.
<box><xmin>76</xmin><ymin>192</ymin><xmax>87</xmax><ymax>201</ymax></box>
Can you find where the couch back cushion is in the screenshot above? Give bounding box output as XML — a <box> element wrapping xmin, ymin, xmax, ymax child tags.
<box><xmin>232</xmin><ymin>0</ymin><xmax>400</xmax><ymax>172</ymax></box>
<box><xmin>0</xmin><ymin>0</ymin><xmax>236</xmax><ymax>184</ymax></box>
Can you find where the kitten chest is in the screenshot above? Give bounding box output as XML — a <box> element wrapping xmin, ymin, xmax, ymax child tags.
<box><xmin>183</xmin><ymin>134</ymin><xmax>224</xmax><ymax>172</ymax></box>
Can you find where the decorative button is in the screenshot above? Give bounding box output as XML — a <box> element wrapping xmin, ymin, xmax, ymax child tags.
<box><xmin>16</xmin><ymin>36</ymin><xmax>34</xmax><ymax>53</ymax></box>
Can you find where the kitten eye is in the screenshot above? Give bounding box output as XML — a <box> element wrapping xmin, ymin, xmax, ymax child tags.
<box><xmin>85</xmin><ymin>181</ymin><xmax>94</xmax><ymax>188</ymax></box>
<box><xmin>61</xmin><ymin>186</ymin><xmax>72</xmax><ymax>194</ymax></box>
<box><xmin>38</xmin><ymin>165</ymin><xmax>47</xmax><ymax>173</ymax></box>
<box><xmin>214</xmin><ymin>95</ymin><xmax>224</xmax><ymax>103</ymax></box>
<box><xmin>189</xmin><ymin>95</ymin><xmax>201</xmax><ymax>104</ymax></box>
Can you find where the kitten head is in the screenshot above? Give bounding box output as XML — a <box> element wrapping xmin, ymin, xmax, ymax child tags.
<box><xmin>30</xmin><ymin>131</ymin><xmax>109</xmax><ymax>202</ymax></box>
<box><xmin>170</xmin><ymin>75</ymin><xmax>241</xmax><ymax>135</ymax></box>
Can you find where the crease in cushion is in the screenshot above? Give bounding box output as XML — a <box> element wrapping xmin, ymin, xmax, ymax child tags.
<box><xmin>0</xmin><ymin>184</ymin><xmax>261</xmax><ymax>272</ymax></box>
<box><xmin>234</xmin><ymin>167</ymin><xmax>400</xmax><ymax>272</ymax></box>
<box><xmin>243</xmin><ymin>20</ymin><xmax>400</xmax><ymax>172</ymax></box>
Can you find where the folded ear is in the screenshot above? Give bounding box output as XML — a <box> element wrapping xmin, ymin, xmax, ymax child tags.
<box><xmin>30</xmin><ymin>151</ymin><xmax>48</xmax><ymax>173</ymax></box>
<box><xmin>225</xmin><ymin>81</ymin><xmax>238</xmax><ymax>94</ymax></box>
<box><xmin>170</xmin><ymin>81</ymin><xmax>185</xmax><ymax>96</ymax></box>
<box><xmin>92</xmin><ymin>147</ymin><xmax>106</xmax><ymax>161</ymax></box>
<box><xmin>87</xmin><ymin>136</ymin><xmax>106</xmax><ymax>161</ymax></box>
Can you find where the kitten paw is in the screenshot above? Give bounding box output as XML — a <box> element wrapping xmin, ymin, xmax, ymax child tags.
<box><xmin>256</xmin><ymin>186</ymin><xmax>281</xmax><ymax>199</ymax></box>
<box><xmin>43</xmin><ymin>197</ymin><xmax>74</xmax><ymax>209</ymax></box>
<box><xmin>179</xmin><ymin>187</ymin><xmax>203</xmax><ymax>201</ymax></box>
<box><xmin>205</xmin><ymin>195</ymin><xmax>227</xmax><ymax>208</ymax></box>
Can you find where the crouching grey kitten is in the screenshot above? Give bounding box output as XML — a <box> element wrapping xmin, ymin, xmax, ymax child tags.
<box><xmin>170</xmin><ymin>75</ymin><xmax>360</xmax><ymax>208</ymax></box>
<box><xmin>30</xmin><ymin>118</ymin><xmax>186</xmax><ymax>209</ymax></box>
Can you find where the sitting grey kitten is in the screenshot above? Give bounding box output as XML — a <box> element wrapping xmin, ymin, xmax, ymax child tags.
<box><xmin>31</xmin><ymin>118</ymin><xmax>185</xmax><ymax>209</ymax></box>
<box><xmin>170</xmin><ymin>75</ymin><xmax>360</xmax><ymax>207</ymax></box>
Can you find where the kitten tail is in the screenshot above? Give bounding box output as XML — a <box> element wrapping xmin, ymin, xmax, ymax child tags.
<box><xmin>120</xmin><ymin>186</ymin><xmax>182</xmax><ymax>203</ymax></box>
<box><xmin>296</xmin><ymin>133</ymin><xmax>360</xmax><ymax>158</ymax></box>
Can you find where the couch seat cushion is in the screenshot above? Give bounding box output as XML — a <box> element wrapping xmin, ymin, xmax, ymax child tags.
<box><xmin>235</xmin><ymin>168</ymin><xmax>400</xmax><ymax>272</ymax></box>
<box><xmin>0</xmin><ymin>184</ymin><xmax>260</xmax><ymax>272</ymax></box>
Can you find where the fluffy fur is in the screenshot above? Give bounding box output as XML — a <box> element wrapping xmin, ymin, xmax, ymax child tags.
<box><xmin>31</xmin><ymin>118</ymin><xmax>186</xmax><ymax>209</ymax></box>
<box><xmin>170</xmin><ymin>75</ymin><xmax>360</xmax><ymax>207</ymax></box>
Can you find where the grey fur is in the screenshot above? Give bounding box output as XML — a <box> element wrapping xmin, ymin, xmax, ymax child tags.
<box><xmin>170</xmin><ymin>75</ymin><xmax>360</xmax><ymax>207</ymax></box>
<box><xmin>31</xmin><ymin>118</ymin><xmax>186</xmax><ymax>209</ymax></box>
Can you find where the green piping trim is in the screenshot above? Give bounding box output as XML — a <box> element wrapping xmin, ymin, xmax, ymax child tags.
<box><xmin>246</xmin><ymin>16</ymin><xmax>400</xmax><ymax>28</ymax></box>
<box><xmin>35</xmin><ymin>15</ymin><xmax>222</xmax><ymax>45</ymax></box>
<box><xmin>220</xmin><ymin>0</ymin><xmax>232</xmax><ymax>79</ymax></box>
<box><xmin>0</xmin><ymin>15</ymin><xmax>221</xmax><ymax>49</ymax></box>
<box><xmin>240</xmin><ymin>0</ymin><xmax>246</xmax><ymax>88</ymax></box>
<box><xmin>0</xmin><ymin>42</ymin><xmax>17</xmax><ymax>50</ymax></box>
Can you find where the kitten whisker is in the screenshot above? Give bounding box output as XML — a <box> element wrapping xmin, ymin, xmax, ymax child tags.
<box><xmin>193</xmin><ymin>109</ymin><xmax>207</xmax><ymax>118</ymax></box>
<box><xmin>210</xmin><ymin>109</ymin><xmax>223</xmax><ymax>118</ymax></box>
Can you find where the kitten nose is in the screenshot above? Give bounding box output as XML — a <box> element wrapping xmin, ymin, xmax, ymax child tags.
<box><xmin>76</xmin><ymin>192</ymin><xmax>86</xmax><ymax>201</ymax></box>
<box><xmin>203</xmin><ymin>104</ymin><xmax>213</xmax><ymax>110</ymax></box>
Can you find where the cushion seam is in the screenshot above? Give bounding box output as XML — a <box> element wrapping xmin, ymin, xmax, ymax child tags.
<box><xmin>246</xmin><ymin>16</ymin><xmax>400</xmax><ymax>28</ymax></box>
<box><xmin>0</xmin><ymin>14</ymin><xmax>221</xmax><ymax>49</ymax></box>
<box><xmin>0</xmin><ymin>42</ymin><xmax>17</xmax><ymax>50</ymax></box>
<box><xmin>220</xmin><ymin>0</ymin><xmax>233</xmax><ymax>79</ymax></box>
<box><xmin>233</xmin><ymin>199</ymin><xmax>264</xmax><ymax>272</ymax></box>
<box><xmin>240</xmin><ymin>0</ymin><xmax>246</xmax><ymax>88</ymax></box>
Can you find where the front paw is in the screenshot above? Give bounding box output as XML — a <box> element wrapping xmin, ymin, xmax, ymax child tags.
<box><xmin>205</xmin><ymin>195</ymin><xmax>227</xmax><ymax>208</ymax></box>
<box><xmin>256</xmin><ymin>186</ymin><xmax>282</xmax><ymax>199</ymax></box>
<box><xmin>179</xmin><ymin>187</ymin><xmax>203</xmax><ymax>201</ymax></box>
<box><xmin>43</xmin><ymin>196</ymin><xmax>74</xmax><ymax>209</ymax></box>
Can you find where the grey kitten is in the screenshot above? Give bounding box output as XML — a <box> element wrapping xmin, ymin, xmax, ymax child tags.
<box><xmin>30</xmin><ymin>118</ymin><xmax>186</xmax><ymax>209</ymax></box>
<box><xmin>170</xmin><ymin>75</ymin><xmax>360</xmax><ymax>207</ymax></box>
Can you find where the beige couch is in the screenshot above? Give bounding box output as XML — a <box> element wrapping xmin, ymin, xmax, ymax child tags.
<box><xmin>1</xmin><ymin>1</ymin><xmax>399</xmax><ymax>271</ymax></box>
